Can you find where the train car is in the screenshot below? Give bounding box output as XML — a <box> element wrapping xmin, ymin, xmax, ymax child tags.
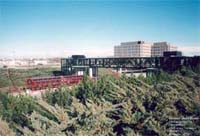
<box><xmin>26</xmin><ymin>75</ymin><xmax>83</xmax><ymax>91</ymax></box>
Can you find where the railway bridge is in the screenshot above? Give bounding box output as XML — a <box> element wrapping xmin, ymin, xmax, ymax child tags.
<box><xmin>61</xmin><ymin>55</ymin><xmax>200</xmax><ymax>77</ymax></box>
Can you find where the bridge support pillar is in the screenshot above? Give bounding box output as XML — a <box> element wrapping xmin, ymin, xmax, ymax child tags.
<box><xmin>89</xmin><ymin>68</ymin><xmax>93</xmax><ymax>78</ymax></box>
<box><xmin>117</xmin><ymin>68</ymin><xmax>122</xmax><ymax>74</ymax></box>
<box><xmin>89</xmin><ymin>67</ymin><xmax>98</xmax><ymax>78</ymax></box>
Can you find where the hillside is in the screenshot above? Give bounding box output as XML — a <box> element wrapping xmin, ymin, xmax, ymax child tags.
<box><xmin>0</xmin><ymin>69</ymin><xmax>200</xmax><ymax>136</ymax></box>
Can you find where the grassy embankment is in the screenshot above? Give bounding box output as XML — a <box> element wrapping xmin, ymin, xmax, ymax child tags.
<box><xmin>0</xmin><ymin>67</ymin><xmax>60</xmax><ymax>91</ymax></box>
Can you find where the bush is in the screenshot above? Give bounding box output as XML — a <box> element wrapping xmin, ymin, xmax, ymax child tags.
<box><xmin>43</xmin><ymin>87</ymin><xmax>73</xmax><ymax>108</ymax></box>
<box><xmin>0</xmin><ymin>70</ymin><xmax>200</xmax><ymax>135</ymax></box>
<box><xmin>138</xmin><ymin>70</ymin><xmax>172</xmax><ymax>85</ymax></box>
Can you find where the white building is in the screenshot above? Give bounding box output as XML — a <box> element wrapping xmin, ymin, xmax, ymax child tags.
<box><xmin>33</xmin><ymin>60</ymin><xmax>48</xmax><ymax>65</ymax></box>
<box><xmin>114</xmin><ymin>41</ymin><xmax>152</xmax><ymax>57</ymax></box>
<box><xmin>151</xmin><ymin>42</ymin><xmax>177</xmax><ymax>57</ymax></box>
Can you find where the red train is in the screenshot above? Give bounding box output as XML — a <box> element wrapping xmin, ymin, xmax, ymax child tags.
<box><xmin>26</xmin><ymin>75</ymin><xmax>83</xmax><ymax>91</ymax></box>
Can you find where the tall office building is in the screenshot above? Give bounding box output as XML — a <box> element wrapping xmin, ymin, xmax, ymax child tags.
<box><xmin>114</xmin><ymin>41</ymin><xmax>152</xmax><ymax>57</ymax></box>
<box><xmin>151</xmin><ymin>42</ymin><xmax>177</xmax><ymax>57</ymax></box>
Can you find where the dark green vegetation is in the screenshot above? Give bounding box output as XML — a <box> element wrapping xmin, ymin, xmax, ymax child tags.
<box><xmin>0</xmin><ymin>67</ymin><xmax>59</xmax><ymax>89</ymax></box>
<box><xmin>0</xmin><ymin>69</ymin><xmax>200</xmax><ymax>136</ymax></box>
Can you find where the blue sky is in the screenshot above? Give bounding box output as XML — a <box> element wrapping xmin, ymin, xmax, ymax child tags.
<box><xmin>0</xmin><ymin>0</ymin><xmax>199</xmax><ymax>58</ymax></box>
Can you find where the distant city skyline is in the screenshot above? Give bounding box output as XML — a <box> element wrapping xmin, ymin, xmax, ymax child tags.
<box><xmin>0</xmin><ymin>0</ymin><xmax>199</xmax><ymax>58</ymax></box>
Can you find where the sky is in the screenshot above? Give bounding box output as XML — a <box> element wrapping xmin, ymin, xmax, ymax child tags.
<box><xmin>0</xmin><ymin>0</ymin><xmax>200</xmax><ymax>58</ymax></box>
